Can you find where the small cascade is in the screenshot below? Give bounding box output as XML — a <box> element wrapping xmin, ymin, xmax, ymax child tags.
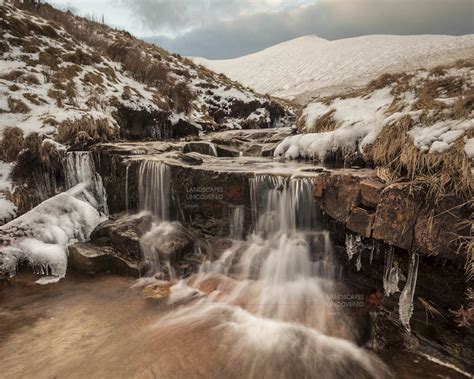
<box><xmin>200</xmin><ymin>174</ymin><xmax>337</xmax><ymax>329</ymax></box>
<box><xmin>137</xmin><ymin>160</ymin><xmax>180</xmax><ymax>277</ymax></box>
<box><xmin>399</xmin><ymin>252</ymin><xmax>420</xmax><ymax>331</ymax></box>
<box><xmin>138</xmin><ymin>160</ymin><xmax>171</xmax><ymax>221</ymax></box>
<box><xmin>64</xmin><ymin>151</ymin><xmax>108</xmax><ymax>215</ymax></box>
<box><xmin>155</xmin><ymin>172</ymin><xmax>390</xmax><ymax>378</ymax></box>
<box><xmin>229</xmin><ymin>205</ymin><xmax>245</xmax><ymax>240</ymax></box>
<box><xmin>383</xmin><ymin>247</ymin><xmax>400</xmax><ymax>296</ymax></box>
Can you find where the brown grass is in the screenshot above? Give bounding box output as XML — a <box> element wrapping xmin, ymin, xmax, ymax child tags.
<box><xmin>83</xmin><ymin>72</ymin><xmax>104</xmax><ymax>87</ymax></box>
<box><xmin>23</xmin><ymin>93</ymin><xmax>48</xmax><ymax>105</ymax></box>
<box><xmin>7</xmin><ymin>97</ymin><xmax>30</xmax><ymax>113</ymax></box>
<box><xmin>169</xmin><ymin>82</ymin><xmax>196</xmax><ymax>114</ymax></box>
<box><xmin>55</xmin><ymin>117</ymin><xmax>116</xmax><ymax>144</ymax></box>
<box><xmin>47</xmin><ymin>89</ymin><xmax>64</xmax><ymax>107</ymax></box>
<box><xmin>0</xmin><ymin>127</ymin><xmax>24</xmax><ymax>162</ymax></box>
<box><xmin>63</xmin><ymin>48</ymin><xmax>101</xmax><ymax>66</ymax></box>
<box><xmin>38</xmin><ymin>47</ymin><xmax>62</xmax><ymax>68</ymax></box>
<box><xmin>365</xmin><ymin>115</ymin><xmax>472</xmax><ymax>199</ymax></box>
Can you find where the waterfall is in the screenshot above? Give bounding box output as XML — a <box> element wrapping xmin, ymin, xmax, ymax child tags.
<box><xmin>64</xmin><ymin>152</ymin><xmax>108</xmax><ymax>215</ymax></box>
<box><xmin>138</xmin><ymin>160</ymin><xmax>174</xmax><ymax>275</ymax></box>
<box><xmin>138</xmin><ymin>160</ymin><xmax>171</xmax><ymax>221</ymax></box>
<box><xmin>154</xmin><ymin>172</ymin><xmax>390</xmax><ymax>378</ymax></box>
<box><xmin>399</xmin><ymin>252</ymin><xmax>420</xmax><ymax>332</ymax></box>
<box><xmin>199</xmin><ymin>174</ymin><xmax>337</xmax><ymax>329</ymax></box>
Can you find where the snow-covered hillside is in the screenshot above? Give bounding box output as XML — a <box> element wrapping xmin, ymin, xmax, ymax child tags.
<box><xmin>274</xmin><ymin>61</ymin><xmax>473</xmax><ymax>196</ymax></box>
<box><xmin>195</xmin><ymin>35</ymin><xmax>474</xmax><ymax>101</ymax></box>
<box><xmin>0</xmin><ymin>1</ymin><xmax>292</xmax><ymax>223</ymax></box>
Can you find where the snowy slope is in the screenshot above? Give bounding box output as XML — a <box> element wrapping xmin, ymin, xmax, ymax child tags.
<box><xmin>194</xmin><ymin>35</ymin><xmax>474</xmax><ymax>101</ymax></box>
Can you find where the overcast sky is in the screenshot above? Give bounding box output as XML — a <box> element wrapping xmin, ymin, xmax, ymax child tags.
<box><xmin>48</xmin><ymin>0</ymin><xmax>474</xmax><ymax>59</ymax></box>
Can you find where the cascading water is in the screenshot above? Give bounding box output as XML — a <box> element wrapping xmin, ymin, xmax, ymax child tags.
<box><xmin>149</xmin><ymin>173</ymin><xmax>391</xmax><ymax>378</ymax></box>
<box><xmin>138</xmin><ymin>160</ymin><xmax>170</xmax><ymax>221</ymax></box>
<box><xmin>64</xmin><ymin>151</ymin><xmax>108</xmax><ymax>215</ymax></box>
<box><xmin>137</xmin><ymin>160</ymin><xmax>184</xmax><ymax>277</ymax></box>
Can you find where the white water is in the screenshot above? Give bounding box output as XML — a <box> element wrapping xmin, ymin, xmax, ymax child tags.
<box><xmin>399</xmin><ymin>252</ymin><xmax>420</xmax><ymax>332</ymax></box>
<box><xmin>148</xmin><ymin>174</ymin><xmax>391</xmax><ymax>378</ymax></box>
<box><xmin>64</xmin><ymin>152</ymin><xmax>108</xmax><ymax>215</ymax></box>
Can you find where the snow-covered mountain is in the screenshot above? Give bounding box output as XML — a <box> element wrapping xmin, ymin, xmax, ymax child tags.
<box><xmin>194</xmin><ymin>35</ymin><xmax>474</xmax><ymax>101</ymax></box>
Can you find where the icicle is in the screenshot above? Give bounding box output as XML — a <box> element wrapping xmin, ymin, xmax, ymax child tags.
<box><xmin>369</xmin><ymin>244</ymin><xmax>374</xmax><ymax>265</ymax></box>
<box><xmin>64</xmin><ymin>152</ymin><xmax>108</xmax><ymax>215</ymax></box>
<box><xmin>383</xmin><ymin>247</ymin><xmax>400</xmax><ymax>296</ymax></box>
<box><xmin>399</xmin><ymin>252</ymin><xmax>420</xmax><ymax>332</ymax></box>
<box><xmin>356</xmin><ymin>253</ymin><xmax>362</xmax><ymax>271</ymax></box>
<box><xmin>125</xmin><ymin>162</ymin><xmax>130</xmax><ymax>212</ymax></box>
<box><xmin>345</xmin><ymin>234</ymin><xmax>361</xmax><ymax>261</ymax></box>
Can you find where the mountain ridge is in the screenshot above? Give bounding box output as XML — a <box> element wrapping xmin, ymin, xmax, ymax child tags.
<box><xmin>194</xmin><ymin>34</ymin><xmax>474</xmax><ymax>102</ymax></box>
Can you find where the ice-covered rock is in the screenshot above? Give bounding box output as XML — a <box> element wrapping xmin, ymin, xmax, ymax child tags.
<box><xmin>0</xmin><ymin>185</ymin><xmax>103</xmax><ymax>282</ymax></box>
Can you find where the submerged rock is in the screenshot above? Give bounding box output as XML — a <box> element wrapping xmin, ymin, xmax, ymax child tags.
<box><xmin>142</xmin><ymin>281</ymin><xmax>172</xmax><ymax>300</ymax></box>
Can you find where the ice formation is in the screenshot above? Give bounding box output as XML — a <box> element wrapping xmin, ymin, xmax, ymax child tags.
<box><xmin>383</xmin><ymin>248</ymin><xmax>400</xmax><ymax>296</ymax></box>
<box><xmin>399</xmin><ymin>252</ymin><xmax>420</xmax><ymax>331</ymax></box>
<box><xmin>0</xmin><ymin>185</ymin><xmax>102</xmax><ymax>282</ymax></box>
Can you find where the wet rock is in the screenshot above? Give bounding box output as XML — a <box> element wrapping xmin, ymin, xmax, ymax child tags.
<box><xmin>360</xmin><ymin>179</ymin><xmax>385</xmax><ymax>208</ymax></box>
<box><xmin>347</xmin><ymin>207</ymin><xmax>374</xmax><ymax>237</ymax></box>
<box><xmin>215</xmin><ymin>145</ymin><xmax>240</xmax><ymax>157</ymax></box>
<box><xmin>372</xmin><ymin>184</ymin><xmax>421</xmax><ymax>251</ymax></box>
<box><xmin>183</xmin><ymin>142</ymin><xmax>217</xmax><ymax>156</ymax></box>
<box><xmin>115</xmin><ymin>106</ymin><xmax>199</xmax><ymax>140</ymax></box>
<box><xmin>68</xmin><ymin>242</ymin><xmax>144</xmax><ymax>277</ymax></box>
<box><xmin>321</xmin><ymin>173</ymin><xmax>361</xmax><ymax>223</ymax></box>
<box><xmin>90</xmin><ymin>213</ymin><xmax>152</xmax><ymax>262</ymax></box>
<box><xmin>181</xmin><ymin>152</ymin><xmax>204</xmax><ymax>165</ymax></box>
<box><xmin>143</xmin><ymin>281</ymin><xmax>171</xmax><ymax>300</ymax></box>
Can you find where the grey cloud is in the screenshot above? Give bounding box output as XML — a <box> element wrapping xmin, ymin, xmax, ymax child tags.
<box><xmin>120</xmin><ymin>0</ymin><xmax>259</xmax><ymax>35</ymax></box>
<box><xmin>139</xmin><ymin>0</ymin><xmax>474</xmax><ymax>58</ymax></box>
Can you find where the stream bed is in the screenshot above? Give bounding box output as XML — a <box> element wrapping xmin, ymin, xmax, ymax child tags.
<box><xmin>0</xmin><ymin>273</ymin><xmax>468</xmax><ymax>379</ymax></box>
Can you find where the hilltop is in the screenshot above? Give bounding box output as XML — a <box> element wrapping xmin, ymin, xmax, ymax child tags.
<box><xmin>195</xmin><ymin>34</ymin><xmax>474</xmax><ymax>101</ymax></box>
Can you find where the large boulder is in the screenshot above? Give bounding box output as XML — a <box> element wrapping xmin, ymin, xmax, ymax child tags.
<box><xmin>90</xmin><ymin>213</ymin><xmax>153</xmax><ymax>261</ymax></box>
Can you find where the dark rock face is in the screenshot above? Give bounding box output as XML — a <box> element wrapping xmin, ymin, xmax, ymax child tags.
<box><xmin>170</xmin><ymin>165</ymin><xmax>252</xmax><ymax>236</ymax></box>
<box><xmin>182</xmin><ymin>142</ymin><xmax>217</xmax><ymax>156</ymax></box>
<box><xmin>315</xmin><ymin>170</ymin><xmax>469</xmax><ymax>260</ymax></box>
<box><xmin>115</xmin><ymin>106</ymin><xmax>199</xmax><ymax>140</ymax></box>
<box><xmin>372</xmin><ymin>184</ymin><xmax>421</xmax><ymax>251</ymax></box>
